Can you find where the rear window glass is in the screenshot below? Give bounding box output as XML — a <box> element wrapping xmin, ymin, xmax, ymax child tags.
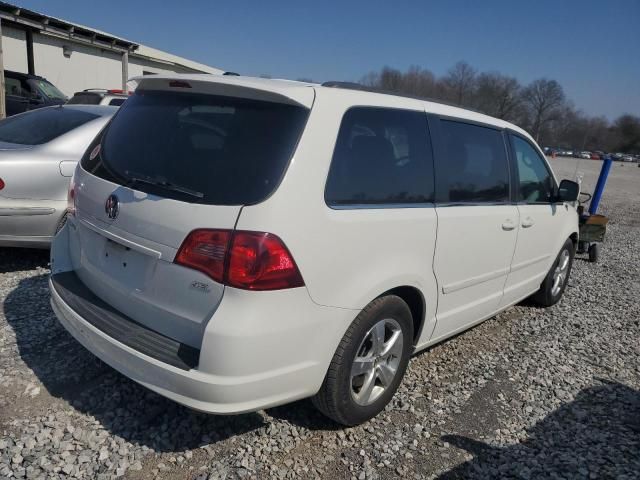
<box><xmin>108</xmin><ymin>98</ymin><xmax>126</xmax><ymax>106</ymax></box>
<box><xmin>436</xmin><ymin>120</ymin><xmax>510</xmax><ymax>203</ymax></box>
<box><xmin>0</xmin><ymin>107</ymin><xmax>98</xmax><ymax>145</ymax></box>
<box><xmin>82</xmin><ymin>90</ymin><xmax>309</xmax><ymax>205</ymax></box>
<box><xmin>67</xmin><ymin>93</ymin><xmax>102</xmax><ymax>105</ymax></box>
<box><xmin>325</xmin><ymin>107</ymin><xmax>434</xmax><ymax>206</ymax></box>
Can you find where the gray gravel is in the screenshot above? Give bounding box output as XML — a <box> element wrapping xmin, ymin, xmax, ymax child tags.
<box><xmin>1</xmin><ymin>157</ymin><xmax>639</xmax><ymax>479</ymax></box>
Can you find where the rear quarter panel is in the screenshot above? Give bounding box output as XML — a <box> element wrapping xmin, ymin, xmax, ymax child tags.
<box><xmin>235</xmin><ymin>89</ymin><xmax>439</xmax><ymax>346</ymax></box>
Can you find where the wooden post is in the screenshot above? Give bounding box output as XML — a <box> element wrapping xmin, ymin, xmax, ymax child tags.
<box><xmin>0</xmin><ymin>18</ymin><xmax>6</xmax><ymax>119</ymax></box>
<box><xmin>121</xmin><ymin>49</ymin><xmax>128</xmax><ymax>93</ymax></box>
<box><xmin>26</xmin><ymin>29</ymin><xmax>35</xmax><ymax>75</ymax></box>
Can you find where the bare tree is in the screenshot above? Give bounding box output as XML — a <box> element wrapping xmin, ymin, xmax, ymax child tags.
<box><xmin>442</xmin><ymin>61</ymin><xmax>477</xmax><ymax>107</ymax></box>
<box><xmin>356</xmin><ymin>63</ymin><xmax>631</xmax><ymax>153</ymax></box>
<box><xmin>612</xmin><ymin>114</ymin><xmax>640</xmax><ymax>153</ymax></box>
<box><xmin>401</xmin><ymin>65</ymin><xmax>437</xmax><ymax>97</ymax></box>
<box><xmin>521</xmin><ymin>79</ymin><xmax>566</xmax><ymax>142</ymax></box>
<box><xmin>473</xmin><ymin>72</ymin><xmax>521</xmax><ymax>121</ymax></box>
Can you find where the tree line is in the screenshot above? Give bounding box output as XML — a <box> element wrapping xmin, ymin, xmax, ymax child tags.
<box><xmin>358</xmin><ymin>62</ymin><xmax>640</xmax><ymax>154</ymax></box>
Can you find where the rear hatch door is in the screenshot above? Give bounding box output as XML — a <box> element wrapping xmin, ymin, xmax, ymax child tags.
<box><xmin>69</xmin><ymin>78</ymin><xmax>312</xmax><ymax>349</ymax></box>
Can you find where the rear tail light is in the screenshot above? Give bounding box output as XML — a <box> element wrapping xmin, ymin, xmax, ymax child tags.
<box><xmin>175</xmin><ymin>229</ymin><xmax>304</xmax><ymax>291</ymax></box>
<box><xmin>0</xmin><ymin>178</ymin><xmax>4</xmax><ymax>190</ymax></box>
<box><xmin>174</xmin><ymin>229</ymin><xmax>231</xmax><ymax>283</ymax></box>
<box><xmin>66</xmin><ymin>179</ymin><xmax>76</xmax><ymax>215</ymax></box>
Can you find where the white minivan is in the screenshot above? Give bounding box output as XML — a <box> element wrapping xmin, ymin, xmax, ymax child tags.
<box><xmin>49</xmin><ymin>75</ymin><xmax>579</xmax><ymax>425</ymax></box>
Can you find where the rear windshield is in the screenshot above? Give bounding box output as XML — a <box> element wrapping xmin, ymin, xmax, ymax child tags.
<box><xmin>0</xmin><ymin>107</ymin><xmax>98</xmax><ymax>145</ymax></box>
<box><xmin>82</xmin><ymin>90</ymin><xmax>309</xmax><ymax>205</ymax></box>
<box><xmin>67</xmin><ymin>93</ymin><xmax>102</xmax><ymax>105</ymax></box>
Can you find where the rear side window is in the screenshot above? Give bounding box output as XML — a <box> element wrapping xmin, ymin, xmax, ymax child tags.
<box><xmin>511</xmin><ymin>135</ymin><xmax>555</xmax><ymax>203</ymax></box>
<box><xmin>325</xmin><ymin>107</ymin><xmax>434</xmax><ymax>206</ymax></box>
<box><xmin>436</xmin><ymin>120</ymin><xmax>509</xmax><ymax>203</ymax></box>
<box><xmin>82</xmin><ymin>91</ymin><xmax>309</xmax><ymax>205</ymax></box>
<box><xmin>108</xmin><ymin>98</ymin><xmax>126</xmax><ymax>106</ymax></box>
<box><xmin>0</xmin><ymin>107</ymin><xmax>98</xmax><ymax>145</ymax></box>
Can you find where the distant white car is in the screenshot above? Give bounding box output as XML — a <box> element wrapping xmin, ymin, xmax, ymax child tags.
<box><xmin>67</xmin><ymin>89</ymin><xmax>130</xmax><ymax>107</ymax></box>
<box><xmin>0</xmin><ymin>105</ymin><xmax>116</xmax><ymax>248</ymax></box>
<box><xmin>580</xmin><ymin>152</ymin><xmax>592</xmax><ymax>159</ymax></box>
<box><xmin>49</xmin><ymin>74</ymin><xmax>580</xmax><ymax>425</ymax></box>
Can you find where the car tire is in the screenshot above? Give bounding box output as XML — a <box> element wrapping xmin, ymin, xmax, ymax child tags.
<box><xmin>530</xmin><ymin>238</ymin><xmax>575</xmax><ymax>307</ymax></box>
<box><xmin>312</xmin><ymin>295</ymin><xmax>413</xmax><ymax>426</ymax></box>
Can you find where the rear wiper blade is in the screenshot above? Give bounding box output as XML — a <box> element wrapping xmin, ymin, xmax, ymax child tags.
<box><xmin>124</xmin><ymin>171</ymin><xmax>204</xmax><ymax>199</ymax></box>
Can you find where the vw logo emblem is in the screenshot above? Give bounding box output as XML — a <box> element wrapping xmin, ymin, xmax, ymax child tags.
<box><xmin>105</xmin><ymin>194</ymin><xmax>119</xmax><ymax>220</ymax></box>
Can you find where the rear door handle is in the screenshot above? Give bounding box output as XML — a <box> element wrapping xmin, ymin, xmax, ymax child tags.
<box><xmin>522</xmin><ymin>217</ymin><xmax>535</xmax><ymax>228</ymax></box>
<box><xmin>502</xmin><ymin>219</ymin><xmax>516</xmax><ymax>231</ymax></box>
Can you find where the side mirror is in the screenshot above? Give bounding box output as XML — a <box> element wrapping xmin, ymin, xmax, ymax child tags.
<box><xmin>557</xmin><ymin>179</ymin><xmax>579</xmax><ymax>203</ymax></box>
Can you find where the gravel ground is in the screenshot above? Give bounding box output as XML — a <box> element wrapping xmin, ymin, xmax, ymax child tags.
<box><xmin>1</xmin><ymin>157</ymin><xmax>638</xmax><ymax>479</ymax></box>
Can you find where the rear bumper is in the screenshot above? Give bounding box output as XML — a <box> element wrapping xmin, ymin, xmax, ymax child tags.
<box><xmin>50</xmin><ymin>269</ymin><xmax>357</xmax><ymax>414</ymax></box>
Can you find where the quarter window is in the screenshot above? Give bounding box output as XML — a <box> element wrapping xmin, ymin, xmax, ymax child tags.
<box><xmin>436</xmin><ymin>120</ymin><xmax>510</xmax><ymax>203</ymax></box>
<box><xmin>325</xmin><ymin>107</ymin><xmax>434</xmax><ymax>206</ymax></box>
<box><xmin>511</xmin><ymin>135</ymin><xmax>554</xmax><ymax>203</ymax></box>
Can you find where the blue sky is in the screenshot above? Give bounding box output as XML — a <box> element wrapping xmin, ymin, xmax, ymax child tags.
<box><xmin>17</xmin><ymin>0</ymin><xmax>640</xmax><ymax>120</ymax></box>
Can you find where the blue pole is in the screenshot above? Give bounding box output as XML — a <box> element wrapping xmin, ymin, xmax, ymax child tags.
<box><xmin>589</xmin><ymin>157</ymin><xmax>613</xmax><ymax>215</ymax></box>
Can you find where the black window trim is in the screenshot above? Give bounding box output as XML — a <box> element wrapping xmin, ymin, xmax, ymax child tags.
<box><xmin>429</xmin><ymin>113</ymin><xmax>513</xmax><ymax>207</ymax></box>
<box><xmin>324</xmin><ymin>105</ymin><xmax>436</xmax><ymax>210</ymax></box>
<box><xmin>506</xmin><ymin>130</ymin><xmax>559</xmax><ymax>205</ymax></box>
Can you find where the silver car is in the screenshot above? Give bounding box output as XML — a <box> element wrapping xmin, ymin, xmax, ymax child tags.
<box><xmin>0</xmin><ymin>105</ymin><xmax>116</xmax><ymax>248</ymax></box>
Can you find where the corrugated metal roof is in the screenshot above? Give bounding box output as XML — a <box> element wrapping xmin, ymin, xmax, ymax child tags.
<box><xmin>0</xmin><ymin>1</ymin><xmax>138</xmax><ymax>50</ymax></box>
<box><xmin>0</xmin><ymin>1</ymin><xmax>224</xmax><ymax>74</ymax></box>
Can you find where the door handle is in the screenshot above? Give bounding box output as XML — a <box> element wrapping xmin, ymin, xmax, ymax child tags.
<box><xmin>502</xmin><ymin>219</ymin><xmax>516</xmax><ymax>231</ymax></box>
<box><xmin>522</xmin><ymin>217</ymin><xmax>535</xmax><ymax>228</ymax></box>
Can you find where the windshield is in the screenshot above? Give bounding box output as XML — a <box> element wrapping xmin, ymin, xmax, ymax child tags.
<box><xmin>81</xmin><ymin>90</ymin><xmax>309</xmax><ymax>205</ymax></box>
<box><xmin>0</xmin><ymin>107</ymin><xmax>99</xmax><ymax>145</ymax></box>
<box><xmin>29</xmin><ymin>79</ymin><xmax>67</xmax><ymax>101</ymax></box>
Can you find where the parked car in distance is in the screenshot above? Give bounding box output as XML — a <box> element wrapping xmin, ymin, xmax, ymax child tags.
<box><xmin>67</xmin><ymin>89</ymin><xmax>131</xmax><ymax>107</ymax></box>
<box><xmin>0</xmin><ymin>105</ymin><xmax>117</xmax><ymax>248</ymax></box>
<box><xmin>590</xmin><ymin>152</ymin><xmax>601</xmax><ymax>160</ymax></box>
<box><xmin>49</xmin><ymin>75</ymin><xmax>580</xmax><ymax>426</ymax></box>
<box><xmin>580</xmin><ymin>151</ymin><xmax>592</xmax><ymax>159</ymax></box>
<box><xmin>3</xmin><ymin>70</ymin><xmax>68</xmax><ymax>117</ymax></box>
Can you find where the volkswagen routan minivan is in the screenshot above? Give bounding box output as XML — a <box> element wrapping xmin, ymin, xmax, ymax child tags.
<box><xmin>49</xmin><ymin>75</ymin><xmax>579</xmax><ymax>425</ymax></box>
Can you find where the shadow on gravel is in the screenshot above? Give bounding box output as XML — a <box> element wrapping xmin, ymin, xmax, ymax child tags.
<box><xmin>4</xmin><ymin>273</ymin><xmax>267</xmax><ymax>453</ymax></box>
<box><xmin>438</xmin><ymin>381</ymin><xmax>640</xmax><ymax>479</ymax></box>
<box><xmin>0</xmin><ymin>247</ymin><xmax>49</xmax><ymax>273</ymax></box>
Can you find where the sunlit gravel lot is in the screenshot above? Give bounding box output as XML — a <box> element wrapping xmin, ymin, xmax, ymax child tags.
<box><xmin>1</xmin><ymin>157</ymin><xmax>638</xmax><ymax>479</ymax></box>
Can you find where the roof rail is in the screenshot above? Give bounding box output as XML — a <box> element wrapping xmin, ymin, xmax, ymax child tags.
<box><xmin>320</xmin><ymin>81</ymin><xmax>483</xmax><ymax>113</ymax></box>
<box><xmin>81</xmin><ymin>89</ymin><xmax>129</xmax><ymax>94</ymax></box>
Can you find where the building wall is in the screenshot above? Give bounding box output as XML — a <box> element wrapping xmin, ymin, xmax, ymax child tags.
<box><xmin>2</xmin><ymin>25</ymin><xmax>28</xmax><ymax>72</ymax></box>
<box><xmin>32</xmin><ymin>32</ymin><xmax>124</xmax><ymax>95</ymax></box>
<box><xmin>2</xmin><ymin>28</ymin><xmax>219</xmax><ymax>97</ymax></box>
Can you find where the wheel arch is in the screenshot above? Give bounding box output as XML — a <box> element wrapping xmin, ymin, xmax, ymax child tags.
<box><xmin>378</xmin><ymin>286</ymin><xmax>426</xmax><ymax>346</ymax></box>
<box><xmin>569</xmin><ymin>231</ymin><xmax>578</xmax><ymax>250</ymax></box>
